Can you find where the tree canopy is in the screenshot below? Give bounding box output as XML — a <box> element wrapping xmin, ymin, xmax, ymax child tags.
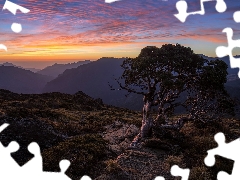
<box><xmin>118</xmin><ymin>44</ymin><xmax>235</xmax><ymax>124</ymax></box>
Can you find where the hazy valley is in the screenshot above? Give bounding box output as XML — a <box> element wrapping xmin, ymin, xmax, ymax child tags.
<box><xmin>0</xmin><ymin>56</ymin><xmax>240</xmax><ymax>111</ymax></box>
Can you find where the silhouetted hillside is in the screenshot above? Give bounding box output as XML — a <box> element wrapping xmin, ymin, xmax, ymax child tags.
<box><xmin>25</xmin><ymin>67</ymin><xmax>41</xmax><ymax>73</ymax></box>
<box><xmin>225</xmin><ymin>79</ymin><xmax>240</xmax><ymax>106</ymax></box>
<box><xmin>0</xmin><ymin>62</ymin><xmax>41</xmax><ymax>72</ymax></box>
<box><xmin>226</xmin><ymin>78</ymin><xmax>240</xmax><ymax>88</ymax></box>
<box><xmin>37</xmin><ymin>60</ymin><xmax>91</xmax><ymax>78</ymax></box>
<box><xmin>43</xmin><ymin>56</ymin><xmax>240</xmax><ymax>110</ymax></box>
<box><xmin>0</xmin><ymin>89</ymin><xmax>141</xmax><ymax>178</ymax></box>
<box><xmin>0</xmin><ymin>62</ymin><xmax>17</xmax><ymax>67</ymax></box>
<box><xmin>2</xmin><ymin>56</ymin><xmax>239</xmax><ymax>110</ymax></box>
<box><xmin>43</xmin><ymin>57</ymin><xmax>143</xmax><ymax>110</ymax></box>
<box><xmin>0</xmin><ymin>66</ymin><xmax>53</xmax><ymax>94</ymax></box>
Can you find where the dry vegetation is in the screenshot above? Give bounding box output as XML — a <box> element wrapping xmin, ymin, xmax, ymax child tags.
<box><xmin>0</xmin><ymin>89</ymin><xmax>239</xmax><ymax>180</ymax></box>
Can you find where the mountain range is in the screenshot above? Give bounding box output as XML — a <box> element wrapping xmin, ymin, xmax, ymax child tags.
<box><xmin>0</xmin><ymin>55</ymin><xmax>239</xmax><ymax>110</ymax></box>
<box><xmin>43</xmin><ymin>57</ymin><xmax>143</xmax><ymax>110</ymax></box>
<box><xmin>0</xmin><ymin>66</ymin><xmax>53</xmax><ymax>94</ymax></box>
<box><xmin>37</xmin><ymin>60</ymin><xmax>91</xmax><ymax>78</ymax></box>
<box><xmin>0</xmin><ymin>62</ymin><xmax>41</xmax><ymax>73</ymax></box>
<box><xmin>0</xmin><ymin>60</ymin><xmax>92</xmax><ymax>94</ymax></box>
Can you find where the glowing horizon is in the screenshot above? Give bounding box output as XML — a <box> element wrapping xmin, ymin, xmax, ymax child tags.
<box><xmin>0</xmin><ymin>0</ymin><xmax>240</xmax><ymax>64</ymax></box>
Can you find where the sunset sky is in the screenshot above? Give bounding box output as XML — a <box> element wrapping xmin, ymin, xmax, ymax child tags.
<box><xmin>0</xmin><ymin>0</ymin><xmax>240</xmax><ymax>68</ymax></box>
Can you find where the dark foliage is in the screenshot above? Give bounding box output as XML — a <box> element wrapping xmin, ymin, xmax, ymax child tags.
<box><xmin>117</xmin><ymin>44</ymin><xmax>235</xmax><ymax>123</ymax></box>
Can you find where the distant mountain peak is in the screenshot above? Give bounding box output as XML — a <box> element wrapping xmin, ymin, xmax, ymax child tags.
<box><xmin>37</xmin><ymin>60</ymin><xmax>92</xmax><ymax>78</ymax></box>
<box><xmin>1</xmin><ymin>62</ymin><xmax>16</xmax><ymax>67</ymax></box>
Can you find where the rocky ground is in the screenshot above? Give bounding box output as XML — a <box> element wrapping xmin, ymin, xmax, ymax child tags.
<box><xmin>98</xmin><ymin>120</ymin><xmax>166</xmax><ymax>180</ymax></box>
<box><xmin>97</xmin><ymin>118</ymin><xmax>240</xmax><ymax>180</ymax></box>
<box><xmin>0</xmin><ymin>89</ymin><xmax>239</xmax><ymax>180</ymax></box>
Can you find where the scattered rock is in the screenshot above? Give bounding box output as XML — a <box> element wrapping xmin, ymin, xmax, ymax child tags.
<box><xmin>103</xmin><ymin>121</ymin><xmax>139</xmax><ymax>155</ymax></box>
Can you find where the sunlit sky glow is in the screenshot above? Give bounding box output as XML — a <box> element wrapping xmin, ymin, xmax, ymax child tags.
<box><xmin>0</xmin><ymin>0</ymin><xmax>240</xmax><ymax>68</ymax></box>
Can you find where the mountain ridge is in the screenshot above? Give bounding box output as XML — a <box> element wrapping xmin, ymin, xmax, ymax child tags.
<box><xmin>0</xmin><ymin>56</ymin><xmax>239</xmax><ymax>110</ymax></box>
<box><xmin>0</xmin><ymin>66</ymin><xmax>53</xmax><ymax>94</ymax></box>
<box><xmin>37</xmin><ymin>60</ymin><xmax>92</xmax><ymax>78</ymax></box>
<box><xmin>0</xmin><ymin>62</ymin><xmax>41</xmax><ymax>73</ymax></box>
<box><xmin>43</xmin><ymin>56</ymin><xmax>240</xmax><ymax>110</ymax></box>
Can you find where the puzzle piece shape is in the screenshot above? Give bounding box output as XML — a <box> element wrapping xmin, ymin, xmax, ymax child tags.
<box><xmin>81</xmin><ymin>175</ymin><xmax>92</xmax><ymax>180</ymax></box>
<box><xmin>19</xmin><ymin>142</ymin><xmax>74</xmax><ymax>180</ymax></box>
<box><xmin>154</xmin><ymin>176</ymin><xmax>165</xmax><ymax>180</ymax></box>
<box><xmin>0</xmin><ymin>141</ymin><xmax>21</xmax><ymax>176</ymax></box>
<box><xmin>154</xmin><ymin>165</ymin><xmax>190</xmax><ymax>180</ymax></box>
<box><xmin>204</xmin><ymin>132</ymin><xmax>240</xmax><ymax>180</ymax></box>
<box><xmin>233</xmin><ymin>11</ymin><xmax>240</xmax><ymax>23</ymax></box>
<box><xmin>0</xmin><ymin>1</ymin><xmax>30</xmax><ymax>51</ymax></box>
<box><xmin>0</xmin><ymin>123</ymin><xmax>9</xmax><ymax>132</ymax></box>
<box><xmin>11</xmin><ymin>23</ymin><xmax>22</xmax><ymax>33</ymax></box>
<box><xmin>174</xmin><ymin>0</ymin><xmax>227</xmax><ymax>22</ymax></box>
<box><xmin>171</xmin><ymin>165</ymin><xmax>190</xmax><ymax>180</ymax></box>
<box><xmin>3</xmin><ymin>0</ymin><xmax>30</xmax><ymax>33</ymax></box>
<box><xmin>105</xmin><ymin>0</ymin><xmax>121</xmax><ymax>3</ymax></box>
<box><xmin>0</xmin><ymin>124</ymin><xmax>23</xmax><ymax>179</ymax></box>
<box><xmin>215</xmin><ymin>28</ymin><xmax>240</xmax><ymax>78</ymax></box>
<box><xmin>40</xmin><ymin>160</ymin><xmax>72</xmax><ymax>180</ymax></box>
<box><xmin>0</xmin><ymin>44</ymin><xmax>7</xmax><ymax>51</ymax></box>
<box><xmin>3</xmin><ymin>0</ymin><xmax>30</xmax><ymax>15</ymax></box>
<box><xmin>21</xmin><ymin>142</ymin><xmax>43</xmax><ymax>173</ymax></box>
<box><xmin>0</xmin><ymin>123</ymin><xmax>94</xmax><ymax>180</ymax></box>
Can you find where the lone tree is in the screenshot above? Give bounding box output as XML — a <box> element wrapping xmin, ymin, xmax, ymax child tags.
<box><xmin>116</xmin><ymin>44</ymin><xmax>235</xmax><ymax>148</ymax></box>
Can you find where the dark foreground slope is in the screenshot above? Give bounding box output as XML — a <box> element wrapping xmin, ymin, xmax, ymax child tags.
<box><xmin>43</xmin><ymin>57</ymin><xmax>143</xmax><ymax>110</ymax></box>
<box><xmin>0</xmin><ymin>89</ymin><xmax>141</xmax><ymax>179</ymax></box>
<box><xmin>0</xmin><ymin>90</ymin><xmax>239</xmax><ymax>180</ymax></box>
<box><xmin>0</xmin><ymin>66</ymin><xmax>53</xmax><ymax>93</ymax></box>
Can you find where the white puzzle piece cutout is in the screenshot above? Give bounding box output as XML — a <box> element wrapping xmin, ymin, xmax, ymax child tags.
<box><xmin>0</xmin><ymin>141</ymin><xmax>22</xmax><ymax>179</ymax></box>
<box><xmin>3</xmin><ymin>0</ymin><xmax>30</xmax><ymax>15</ymax></box>
<box><xmin>204</xmin><ymin>132</ymin><xmax>240</xmax><ymax>180</ymax></box>
<box><xmin>171</xmin><ymin>165</ymin><xmax>190</xmax><ymax>180</ymax></box>
<box><xmin>0</xmin><ymin>43</ymin><xmax>7</xmax><ymax>51</ymax></box>
<box><xmin>0</xmin><ymin>123</ymin><xmax>93</xmax><ymax>180</ymax></box>
<box><xmin>174</xmin><ymin>0</ymin><xmax>227</xmax><ymax>22</ymax></box>
<box><xmin>215</xmin><ymin>28</ymin><xmax>240</xmax><ymax>78</ymax></box>
<box><xmin>80</xmin><ymin>175</ymin><xmax>92</xmax><ymax>180</ymax></box>
<box><xmin>154</xmin><ymin>176</ymin><xmax>165</xmax><ymax>180</ymax></box>
<box><xmin>154</xmin><ymin>165</ymin><xmax>190</xmax><ymax>180</ymax></box>
<box><xmin>233</xmin><ymin>11</ymin><xmax>240</xmax><ymax>23</ymax></box>
<box><xmin>2</xmin><ymin>0</ymin><xmax>30</xmax><ymax>33</ymax></box>
<box><xmin>0</xmin><ymin>0</ymin><xmax>30</xmax><ymax>51</ymax></box>
<box><xmin>105</xmin><ymin>0</ymin><xmax>121</xmax><ymax>3</ymax></box>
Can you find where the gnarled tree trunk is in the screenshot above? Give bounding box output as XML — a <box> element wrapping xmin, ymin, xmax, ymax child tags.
<box><xmin>129</xmin><ymin>97</ymin><xmax>154</xmax><ymax>148</ymax></box>
<box><xmin>129</xmin><ymin>100</ymin><xmax>190</xmax><ymax>148</ymax></box>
